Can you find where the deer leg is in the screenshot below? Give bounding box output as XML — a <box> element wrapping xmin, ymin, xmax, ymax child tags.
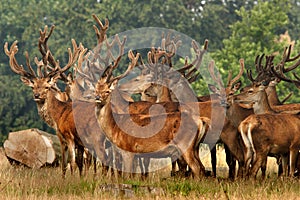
<box><xmin>60</xmin><ymin>142</ymin><xmax>69</xmax><ymax>178</ymax></box>
<box><xmin>93</xmin><ymin>151</ymin><xmax>97</xmax><ymax>175</ymax></box>
<box><xmin>142</xmin><ymin>157</ymin><xmax>150</xmax><ymax>178</ymax></box>
<box><xmin>92</xmin><ymin>134</ymin><xmax>109</xmax><ymax>175</ymax></box>
<box><xmin>276</xmin><ymin>156</ymin><xmax>283</xmax><ymax>177</ymax></box>
<box><xmin>76</xmin><ymin>144</ymin><xmax>84</xmax><ymax>177</ymax></box>
<box><xmin>182</xmin><ymin>146</ymin><xmax>205</xmax><ymax>179</ymax></box>
<box><xmin>240</xmin><ymin>125</ymin><xmax>255</xmax><ymax>175</ymax></box>
<box><xmin>120</xmin><ymin>151</ymin><xmax>134</xmax><ymax>178</ymax></box>
<box><xmin>237</xmin><ymin>161</ymin><xmax>245</xmax><ymax>178</ymax></box>
<box><xmin>249</xmin><ymin>153</ymin><xmax>265</xmax><ymax>179</ymax></box>
<box><xmin>177</xmin><ymin>156</ymin><xmax>188</xmax><ymax>177</ymax></box>
<box><xmin>68</xmin><ymin>141</ymin><xmax>78</xmax><ymax>176</ymax></box>
<box><xmin>295</xmin><ymin>153</ymin><xmax>300</xmax><ymax>177</ymax></box>
<box><xmin>260</xmin><ymin>157</ymin><xmax>267</xmax><ymax>180</ymax></box>
<box><xmin>83</xmin><ymin>149</ymin><xmax>92</xmax><ymax>176</ymax></box>
<box><xmin>281</xmin><ymin>154</ymin><xmax>289</xmax><ymax>176</ymax></box>
<box><xmin>224</xmin><ymin>143</ymin><xmax>236</xmax><ymax>180</ymax></box>
<box><xmin>289</xmin><ymin>149</ymin><xmax>299</xmax><ymax>177</ymax></box>
<box><xmin>209</xmin><ymin>143</ymin><xmax>217</xmax><ymax>178</ymax></box>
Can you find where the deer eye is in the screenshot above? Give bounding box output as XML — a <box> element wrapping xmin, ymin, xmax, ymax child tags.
<box><xmin>248</xmin><ymin>90</ymin><xmax>253</xmax><ymax>94</ymax></box>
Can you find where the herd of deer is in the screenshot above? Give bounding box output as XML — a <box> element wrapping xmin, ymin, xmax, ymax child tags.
<box><xmin>3</xmin><ymin>14</ymin><xmax>300</xmax><ymax>180</ymax></box>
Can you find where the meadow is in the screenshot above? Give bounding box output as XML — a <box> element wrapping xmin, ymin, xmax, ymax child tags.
<box><xmin>0</xmin><ymin>146</ymin><xmax>299</xmax><ymax>200</ymax></box>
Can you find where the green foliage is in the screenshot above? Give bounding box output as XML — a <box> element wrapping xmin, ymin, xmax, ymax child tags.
<box><xmin>1</xmin><ymin>0</ymin><xmax>300</xmax><ymax>138</ymax></box>
<box><xmin>211</xmin><ymin>0</ymin><xmax>292</xmax><ymax>86</ymax></box>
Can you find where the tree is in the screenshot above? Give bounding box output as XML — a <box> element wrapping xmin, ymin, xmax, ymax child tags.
<box><xmin>211</xmin><ymin>0</ymin><xmax>300</xmax><ymax>102</ymax></box>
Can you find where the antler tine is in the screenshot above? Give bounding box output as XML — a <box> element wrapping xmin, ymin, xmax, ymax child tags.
<box><xmin>208</xmin><ymin>60</ymin><xmax>224</xmax><ymax>88</ymax></box>
<box><xmin>24</xmin><ymin>51</ymin><xmax>37</xmax><ymax>77</ymax></box>
<box><xmin>4</xmin><ymin>41</ymin><xmax>36</xmax><ymax>79</ymax></box>
<box><xmin>33</xmin><ymin>56</ymin><xmax>44</xmax><ymax>78</ymax></box>
<box><xmin>250</xmin><ymin>53</ymin><xmax>274</xmax><ymax>83</ymax></box>
<box><xmin>293</xmin><ymin>72</ymin><xmax>300</xmax><ymax>81</ymax></box>
<box><xmin>187</xmin><ymin>72</ymin><xmax>200</xmax><ymax>83</ymax></box>
<box><xmin>92</xmin><ymin>14</ymin><xmax>109</xmax><ymax>45</ymax></box>
<box><xmin>113</xmin><ymin>35</ymin><xmax>126</xmax><ymax>71</ymax></box>
<box><xmin>283</xmin><ymin>54</ymin><xmax>300</xmax><ymax>73</ymax></box>
<box><xmin>271</xmin><ymin>65</ymin><xmax>300</xmax><ymax>88</ymax></box>
<box><xmin>77</xmin><ymin>47</ymin><xmax>89</xmax><ymax>69</ymax></box>
<box><xmin>226</xmin><ymin>70</ymin><xmax>233</xmax><ymax>87</ymax></box>
<box><xmin>108</xmin><ymin>50</ymin><xmax>140</xmax><ymax>83</ymax></box>
<box><xmin>271</xmin><ymin>64</ymin><xmax>294</xmax><ymax>82</ymax></box>
<box><xmin>275</xmin><ymin>45</ymin><xmax>300</xmax><ymax>73</ymax></box>
<box><xmin>227</xmin><ymin>59</ymin><xmax>244</xmax><ymax>88</ymax></box>
<box><xmin>247</xmin><ymin>69</ymin><xmax>255</xmax><ymax>83</ymax></box>
<box><xmin>176</xmin><ymin>39</ymin><xmax>208</xmax><ymax>80</ymax></box>
<box><xmin>187</xmin><ymin>40</ymin><xmax>208</xmax><ymax>80</ymax></box>
<box><xmin>161</xmin><ymin>38</ymin><xmax>166</xmax><ymax>50</ymax></box>
<box><xmin>59</xmin><ymin>39</ymin><xmax>83</xmax><ymax>73</ymax></box>
<box><xmin>104</xmin><ymin>34</ymin><xmax>126</xmax><ymax>70</ymax></box>
<box><xmin>100</xmin><ymin>34</ymin><xmax>126</xmax><ymax>82</ymax></box>
<box><xmin>72</xmin><ymin>48</ymin><xmax>96</xmax><ymax>82</ymax></box>
<box><xmin>39</xmin><ymin>25</ymin><xmax>57</xmax><ymax>67</ymax></box>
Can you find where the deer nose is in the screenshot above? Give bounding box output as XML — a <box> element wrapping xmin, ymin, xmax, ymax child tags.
<box><xmin>95</xmin><ymin>95</ymin><xmax>100</xmax><ymax>101</ymax></box>
<box><xmin>34</xmin><ymin>93</ymin><xmax>40</xmax><ymax>99</ymax></box>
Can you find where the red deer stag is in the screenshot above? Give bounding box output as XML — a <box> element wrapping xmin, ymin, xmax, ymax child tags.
<box><xmin>4</xmin><ymin>36</ymin><xmax>86</xmax><ymax>178</ymax></box>
<box><xmin>40</xmin><ymin>16</ymin><xmax>114</xmax><ymax>176</ymax></box>
<box><xmin>93</xmin><ymin>48</ymin><xmax>211</xmax><ymax>179</ymax></box>
<box><xmin>234</xmin><ymin>81</ymin><xmax>300</xmax><ymax>178</ymax></box>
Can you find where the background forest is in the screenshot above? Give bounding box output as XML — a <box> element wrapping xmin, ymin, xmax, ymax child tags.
<box><xmin>0</xmin><ymin>0</ymin><xmax>300</xmax><ymax>145</ymax></box>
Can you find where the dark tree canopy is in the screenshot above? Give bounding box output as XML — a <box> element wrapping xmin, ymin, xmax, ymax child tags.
<box><xmin>0</xmin><ymin>0</ymin><xmax>300</xmax><ymax>145</ymax></box>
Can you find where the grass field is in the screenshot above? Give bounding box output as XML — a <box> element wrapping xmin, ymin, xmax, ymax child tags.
<box><xmin>0</xmin><ymin>146</ymin><xmax>299</xmax><ymax>200</ymax></box>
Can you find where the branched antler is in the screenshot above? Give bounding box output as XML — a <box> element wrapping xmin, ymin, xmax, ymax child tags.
<box><xmin>4</xmin><ymin>41</ymin><xmax>37</xmax><ymax>79</ymax></box>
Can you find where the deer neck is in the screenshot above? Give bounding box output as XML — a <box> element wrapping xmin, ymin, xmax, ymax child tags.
<box><xmin>265</xmin><ymin>85</ymin><xmax>281</xmax><ymax>106</ymax></box>
<box><xmin>157</xmin><ymin>85</ymin><xmax>172</xmax><ymax>103</ymax></box>
<box><xmin>109</xmin><ymin>88</ymin><xmax>134</xmax><ymax>113</ymax></box>
<box><xmin>226</xmin><ymin>102</ymin><xmax>253</xmax><ymax>128</ymax></box>
<box><xmin>95</xmin><ymin>95</ymin><xmax>116</xmax><ymax>142</ymax></box>
<box><xmin>38</xmin><ymin>89</ymin><xmax>72</xmax><ymax>129</ymax></box>
<box><xmin>252</xmin><ymin>90</ymin><xmax>275</xmax><ymax>114</ymax></box>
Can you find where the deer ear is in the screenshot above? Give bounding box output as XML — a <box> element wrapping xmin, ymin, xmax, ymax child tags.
<box><xmin>232</xmin><ymin>80</ymin><xmax>242</xmax><ymax>93</ymax></box>
<box><xmin>258</xmin><ymin>85</ymin><xmax>266</xmax><ymax>91</ymax></box>
<box><xmin>20</xmin><ymin>77</ymin><xmax>34</xmax><ymax>87</ymax></box>
<box><xmin>48</xmin><ymin>73</ymin><xmax>60</xmax><ymax>86</ymax></box>
<box><xmin>109</xmin><ymin>79</ymin><xmax>118</xmax><ymax>90</ymax></box>
<box><xmin>208</xmin><ymin>84</ymin><xmax>219</xmax><ymax>94</ymax></box>
<box><xmin>67</xmin><ymin>72</ymin><xmax>73</xmax><ymax>82</ymax></box>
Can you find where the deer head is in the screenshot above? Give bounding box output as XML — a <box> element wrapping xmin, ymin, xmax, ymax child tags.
<box><xmin>94</xmin><ymin>49</ymin><xmax>140</xmax><ymax>106</ymax></box>
<box><xmin>4</xmin><ymin>26</ymin><xmax>84</xmax><ymax>103</ymax></box>
<box><xmin>207</xmin><ymin>59</ymin><xmax>244</xmax><ymax>107</ymax></box>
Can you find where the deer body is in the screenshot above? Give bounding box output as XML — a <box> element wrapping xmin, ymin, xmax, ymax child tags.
<box><xmin>94</xmin><ymin>74</ymin><xmax>210</xmax><ymax>179</ymax></box>
<box><xmin>23</xmin><ymin>76</ymin><xmax>84</xmax><ymax>177</ymax></box>
<box><xmin>235</xmin><ymin>85</ymin><xmax>300</xmax><ymax>177</ymax></box>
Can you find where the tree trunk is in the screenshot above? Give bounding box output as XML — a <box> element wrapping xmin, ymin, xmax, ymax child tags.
<box><xmin>3</xmin><ymin>128</ymin><xmax>60</xmax><ymax>168</ymax></box>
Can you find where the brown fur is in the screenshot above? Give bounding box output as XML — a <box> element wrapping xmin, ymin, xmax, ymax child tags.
<box><xmin>235</xmin><ymin>85</ymin><xmax>300</xmax><ymax>178</ymax></box>
<box><xmin>95</xmin><ymin>79</ymin><xmax>210</xmax><ymax>179</ymax></box>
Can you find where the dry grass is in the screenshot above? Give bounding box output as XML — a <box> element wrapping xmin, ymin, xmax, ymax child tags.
<box><xmin>0</xmin><ymin>147</ymin><xmax>299</xmax><ymax>200</ymax></box>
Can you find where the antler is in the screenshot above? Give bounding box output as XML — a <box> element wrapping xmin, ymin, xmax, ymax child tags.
<box><xmin>274</xmin><ymin>45</ymin><xmax>300</xmax><ymax>73</ymax></box>
<box><xmin>4</xmin><ymin>41</ymin><xmax>37</xmax><ymax>79</ymax></box>
<box><xmin>92</xmin><ymin>14</ymin><xmax>109</xmax><ymax>45</ymax></box>
<box><xmin>208</xmin><ymin>60</ymin><xmax>223</xmax><ymax>89</ymax></box>
<box><xmin>177</xmin><ymin>39</ymin><xmax>208</xmax><ymax>83</ymax></box>
<box><xmin>208</xmin><ymin>59</ymin><xmax>244</xmax><ymax>93</ymax></box>
<box><xmin>247</xmin><ymin>54</ymin><xmax>275</xmax><ymax>84</ymax></box>
<box><xmin>107</xmin><ymin>50</ymin><xmax>140</xmax><ymax>83</ymax></box>
<box><xmin>226</xmin><ymin>59</ymin><xmax>245</xmax><ymax>89</ymax></box>
<box><xmin>38</xmin><ymin>25</ymin><xmax>85</xmax><ymax>81</ymax></box>
<box><xmin>268</xmin><ymin>45</ymin><xmax>300</xmax><ymax>87</ymax></box>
